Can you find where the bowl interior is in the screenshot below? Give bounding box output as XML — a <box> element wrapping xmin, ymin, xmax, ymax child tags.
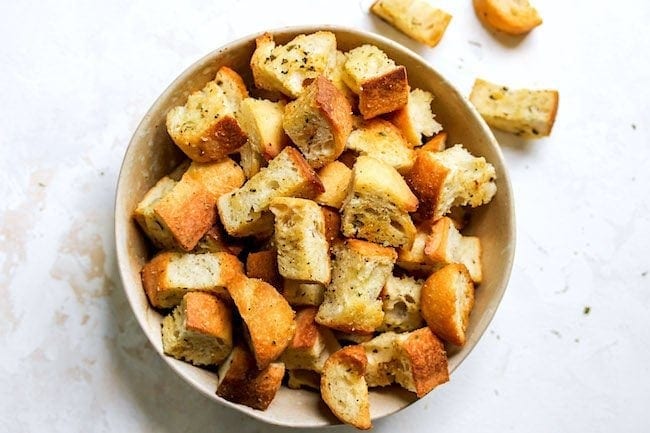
<box><xmin>115</xmin><ymin>25</ymin><xmax>515</xmax><ymax>428</ymax></box>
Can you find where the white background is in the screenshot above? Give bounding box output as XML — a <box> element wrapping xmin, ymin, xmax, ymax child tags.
<box><xmin>1</xmin><ymin>0</ymin><xmax>649</xmax><ymax>432</ymax></box>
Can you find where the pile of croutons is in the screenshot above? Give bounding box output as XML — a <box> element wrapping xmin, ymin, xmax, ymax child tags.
<box><xmin>135</xmin><ymin>30</ymin><xmax>497</xmax><ymax>429</ymax></box>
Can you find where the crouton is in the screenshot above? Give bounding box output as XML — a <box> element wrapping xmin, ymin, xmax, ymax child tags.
<box><xmin>250</xmin><ymin>32</ymin><xmax>338</xmax><ymax>98</ymax></box>
<box><xmin>371</xmin><ymin>0</ymin><xmax>452</xmax><ymax>47</ymax></box>
<box><xmin>227</xmin><ymin>276</ymin><xmax>296</xmax><ymax>368</ymax></box>
<box><xmin>269</xmin><ymin>197</ymin><xmax>331</xmax><ymax>285</ymax></box>
<box><xmin>216</xmin><ymin>345</ymin><xmax>285</xmax><ymax>410</ymax></box>
<box><xmin>280</xmin><ymin>307</ymin><xmax>340</xmax><ymax>372</ymax></box>
<box><xmin>238</xmin><ymin>141</ymin><xmax>265</xmax><ymax>179</ymax></box>
<box><xmin>182</xmin><ymin>158</ymin><xmax>246</xmax><ymax>201</ymax></box>
<box><xmin>473</xmin><ymin>0</ymin><xmax>542</xmax><ymax>35</ymax></box>
<box><xmin>469</xmin><ymin>78</ymin><xmax>559</xmax><ymax>138</ymax></box>
<box><xmin>320</xmin><ymin>206</ymin><xmax>342</xmax><ymax>244</ymax></box>
<box><xmin>218</xmin><ymin>147</ymin><xmax>324</xmax><ymax>237</ymax></box>
<box><xmin>425</xmin><ymin>217</ymin><xmax>482</xmax><ymax>283</ymax></box>
<box><xmin>321</xmin><ymin>345</ymin><xmax>371</xmax><ymax>430</ymax></box>
<box><xmin>345</xmin><ymin>119</ymin><xmax>415</xmax><ymax>173</ymax></box>
<box><xmin>316</xmin><ymin>239</ymin><xmax>396</xmax><ymax>333</ymax></box>
<box><xmin>166</xmin><ymin>66</ymin><xmax>248</xmax><ymax>162</ymax></box>
<box><xmin>341</xmin><ymin>156</ymin><xmax>418</xmax><ymax>248</ymax></box>
<box><xmin>283</xmin><ymin>280</ymin><xmax>326</xmax><ymax>307</ymax></box>
<box><xmin>141</xmin><ymin>251</ymin><xmax>243</xmax><ymax>309</ymax></box>
<box><xmin>245</xmin><ymin>250</ymin><xmax>282</xmax><ymax>289</ymax></box>
<box><xmin>326</xmin><ymin>50</ymin><xmax>357</xmax><ymax>105</ymax></box>
<box><xmin>342</xmin><ymin>45</ymin><xmax>409</xmax><ymax>119</ymax></box>
<box><xmin>314</xmin><ymin>161</ymin><xmax>353</xmax><ymax>209</ymax></box>
<box><xmin>420</xmin><ymin>264</ymin><xmax>475</xmax><ymax>346</ymax></box>
<box><xmin>406</xmin><ymin>145</ymin><xmax>496</xmax><ymax>221</ymax></box>
<box><xmin>133</xmin><ymin>176</ymin><xmax>178</xmax><ymax>249</ymax></box>
<box><xmin>162</xmin><ymin>292</ymin><xmax>233</xmax><ymax>366</ymax></box>
<box><xmin>287</xmin><ymin>369</ymin><xmax>321</xmax><ymax>391</ymax></box>
<box><xmin>362</xmin><ymin>332</ymin><xmax>397</xmax><ymax>387</ymax></box>
<box><xmin>237</xmin><ymin>98</ymin><xmax>288</xmax><ymax>160</ymax></box>
<box><xmin>283</xmin><ymin>76</ymin><xmax>353</xmax><ymax>169</ymax></box>
<box><xmin>420</xmin><ymin>131</ymin><xmax>447</xmax><ymax>152</ymax></box>
<box><xmin>378</xmin><ymin>275</ymin><xmax>425</xmax><ymax>332</ymax></box>
<box><xmin>388</xmin><ymin>88</ymin><xmax>442</xmax><ymax>147</ymax></box>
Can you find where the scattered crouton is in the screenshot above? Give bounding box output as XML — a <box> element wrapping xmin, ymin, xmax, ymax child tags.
<box><xmin>473</xmin><ymin>0</ymin><xmax>542</xmax><ymax>35</ymax></box>
<box><xmin>371</xmin><ymin>0</ymin><xmax>452</xmax><ymax>47</ymax></box>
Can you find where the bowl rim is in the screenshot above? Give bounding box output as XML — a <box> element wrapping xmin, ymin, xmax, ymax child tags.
<box><xmin>114</xmin><ymin>24</ymin><xmax>516</xmax><ymax>428</ymax></box>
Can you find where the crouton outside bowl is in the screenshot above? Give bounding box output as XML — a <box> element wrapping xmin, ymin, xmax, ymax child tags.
<box><xmin>115</xmin><ymin>25</ymin><xmax>515</xmax><ymax>428</ymax></box>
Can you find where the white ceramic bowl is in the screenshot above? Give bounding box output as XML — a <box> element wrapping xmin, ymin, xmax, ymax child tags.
<box><xmin>115</xmin><ymin>25</ymin><xmax>516</xmax><ymax>427</ymax></box>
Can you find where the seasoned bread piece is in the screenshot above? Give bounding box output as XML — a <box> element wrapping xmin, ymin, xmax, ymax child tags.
<box><xmin>216</xmin><ymin>345</ymin><xmax>285</xmax><ymax>410</ymax></box>
<box><xmin>327</xmin><ymin>51</ymin><xmax>357</xmax><ymax>105</ymax></box>
<box><xmin>371</xmin><ymin>0</ymin><xmax>452</xmax><ymax>47</ymax></box>
<box><xmin>341</xmin><ymin>156</ymin><xmax>418</xmax><ymax>248</ymax></box>
<box><xmin>343</xmin><ymin>45</ymin><xmax>409</xmax><ymax>119</ymax></box>
<box><xmin>287</xmin><ymin>369</ymin><xmax>321</xmax><ymax>391</ymax></box>
<box><xmin>378</xmin><ymin>275</ymin><xmax>425</xmax><ymax>332</ymax></box>
<box><xmin>141</xmin><ymin>251</ymin><xmax>243</xmax><ymax>309</ymax></box>
<box><xmin>473</xmin><ymin>0</ymin><xmax>542</xmax><ymax>35</ymax></box>
<box><xmin>269</xmin><ymin>197</ymin><xmax>331</xmax><ymax>284</ymax></box>
<box><xmin>245</xmin><ymin>250</ymin><xmax>281</xmax><ymax>289</ymax></box>
<box><xmin>239</xmin><ymin>141</ymin><xmax>266</xmax><ymax>179</ymax></box>
<box><xmin>314</xmin><ymin>161</ymin><xmax>353</xmax><ymax>209</ymax></box>
<box><xmin>421</xmin><ymin>264</ymin><xmax>475</xmax><ymax>346</ymax></box>
<box><xmin>133</xmin><ymin>176</ymin><xmax>178</xmax><ymax>249</ymax></box>
<box><xmin>406</xmin><ymin>145</ymin><xmax>496</xmax><ymax>221</ymax></box>
<box><xmin>218</xmin><ymin>147</ymin><xmax>324</xmax><ymax>237</ymax></box>
<box><xmin>421</xmin><ymin>131</ymin><xmax>447</xmax><ymax>152</ymax></box>
<box><xmin>320</xmin><ymin>206</ymin><xmax>342</xmax><ymax>244</ymax></box>
<box><xmin>321</xmin><ymin>345</ymin><xmax>371</xmax><ymax>430</ymax></box>
<box><xmin>388</xmin><ymin>88</ymin><xmax>442</xmax><ymax>147</ymax></box>
<box><xmin>280</xmin><ymin>307</ymin><xmax>340</xmax><ymax>372</ymax></box>
<box><xmin>250</xmin><ymin>32</ymin><xmax>337</xmax><ymax>98</ymax></box>
<box><xmin>183</xmin><ymin>158</ymin><xmax>246</xmax><ymax>201</ymax></box>
<box><xmin>162</xmin><ymin>292</ymin><xmax>233</xmax><ymax>366</ymax></box>
<box><xmin>227</xmin><ymin>276</ymin><xmax>296</xmax><ymax>368</ymax></box>
<box><xmin>166</xmin><ymin>67</ymin><xmax>248</xmax><ymax>162</ymax></box>
<box><xmin>283</xmin><ymin>76</ymin><xmax>353</xmax><ymax>169</ymax></box>
<box><xmin>362</xmin><ymin>328</ymin><xmax>449</xmax><ymax>397</ymax></box>
<box><xmin>469</xmin><ymin>78</ymin><xmax>559</xmax><ymax>138</ymax></box>
<box><xmin>346</xmin><ymin>119</ymin><xmax>415</xmax><ymax>174</ymax></box>
<box><xmin>425</xmin><ymin>217</ymin><xmax>482</xmax><ymax>283</ymax></box>
<box><xmin>237</xmin><ymin>98</ymin><xmax>288</xmax><ymax>160</ymax></box>
<box><xmin>316</xmin><ymin>239</ymin><xmax>396</xmax><ymax>333</ymax></box>
<box><xmin>283</xmin><ymin>280</ymin><xmax>326</xmax><ymax>306</ymax></box>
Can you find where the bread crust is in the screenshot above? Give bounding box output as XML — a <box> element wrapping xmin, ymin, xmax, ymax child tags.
<box><xmin>359</xmin><ymin>66</ymin><xmax>409</xmax><ymax>119</ymax></box>
<box><xmin>216</xmin><ymin>345</ymin><xmax>285</xmax><ymax>410</ymax></box>
<box><xmin>314</xmin><ymin>161</ymin><xmax>353</xmax><ymax>209</ymax></box>
<box><xmin>405</xmin><ymin>150</ymin><xmax>449</xmax><ymax>220</ymax></box>
<box><xmin>473</xmin><ymin>0</ymin><xmax>542</xmax><ymax>35</ymax></box>
<box><xmin>245</xmin><ymin>250</ymin><xmax>282</xmax><ymax>289</ymax></box>
<box><xmin>227</xmin><ymin>276</ymin><xmax>296</xmax><ymax>369</ymax></box>
<box><xmin>371</xmin><ymin>0</ymin><xmax>453</xmax><ymax>47</ymax></box>
<box><xmin>397</xmin><ymin>327</ymin><xmax>449</xmax><ymax>397</ymax></box>
<box><xmin>421</xmin><ymin>132</ymin><xmax>447</xmax><ymax>152</ymax></box>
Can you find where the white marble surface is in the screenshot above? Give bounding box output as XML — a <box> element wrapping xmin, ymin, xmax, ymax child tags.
<box><xmin>1</xmin><ymin>0</ymin><xmax>649</xmax><ymax>431</ymax></box>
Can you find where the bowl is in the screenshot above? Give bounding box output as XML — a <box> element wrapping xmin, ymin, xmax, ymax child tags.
<box><xmin>115</xmin><ymin>25</ymin><xmax>516</xmax><ymax>428</ymax></box>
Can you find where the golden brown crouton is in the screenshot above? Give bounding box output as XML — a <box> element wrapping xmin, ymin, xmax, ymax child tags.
<box><xmin>283</xmin><ymin>280</ymin><xmax>326</xmax><ymax>307</ymax></box>
<box><xmin>371</xmin><ymin>0</ymin><xmax>453</xmax><ymax>47</ymax></box>
<box><xmin>388</xmin><ymin>88</ymin><xmax>442</xmax><ymax>147</ymax></box>
<box><xmin>345</xmin><ymin>119</ymin><xmax>415</xmax><ymax>174</ymax></box>
<box><xmin>473</xmin><ymin>0</ymin><xmax>542</xmax><ymax>35</ymax></box>
<box><xmin>133</xmin><ymin>176</ymin><xmax>178</xmax><ymax>250</ymax></box>
<box><xmin>245</xmin><ymin>250</ymin><xmax>282</xmax><ymax>289</ymax></box>
<box><xmin>237</xmin><ymin>98</ymin><xmax>288</xmax><ymax>160</ymax></box>
<box><xmin>314</xmin><ymin>161</ymin><xmax>353</xmax><ymax>209</ymax></box>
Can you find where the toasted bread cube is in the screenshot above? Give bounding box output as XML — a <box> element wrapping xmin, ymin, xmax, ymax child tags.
<box><xmin>388</xmin><ymin>88</ymin><xmax>442</xmax><ymax>147</ymax></box>
<box><xmin>238</xmin><ymin>141</ymin><xmax>266</xmax><ymax>179</ymax></box>
<box><xmin>217</xmin><ymin>345</ymin><xmax>285</xmax><ymax>410</ymax></box>
<box><xmin>346</xmin><ymin>119</ymin><xmax>415</xmax><ymax>173</ymax></box>
<box><xmin>238</xmin><ymin>98</ymin><xmax>288</xmax><ymax>160</ymax></box>
<box><xmin>362</xmin><ymin>332</ymin><xmax>397</xmax><ymax>387</ymax></box>
<box><xmin>326</xmin><ymin>51</ymin><xmax>357</xmax><ymax>105</ymax></box>
<box><xmin>469</xmin><ymin>78</ymin><xmax>559</xmax><ymax>138</ymax></box>
<box><xmin>421</xmin><ymin>131</ymin><xmax>447</xmax><ymax>152</ymax></box>
<box><xmin>343</xmin><ymin>45</ymin><xmax>409</xmax><ymax>119</ymax></box>
<box><xmin>227</xmin><ymin>276</ymin><xmax>296</xmax><ymax>369</ymax></box>
<box><xmin>314</xmin><ymin>161</ymin><xmax>353</xmax><ymax>209</ymax></box>
<box><xmin>473</xmin><ymin>0</ymin><xmax>542</xmax><ymax>35</ymax></box>
<box><xmin>406</xmin><ymin>145</ymin><xmax>496</xmax><ymax>221</ymax></box>
<box><xmin>133</xmin><ymin>176</ymin><xmax>178</xmax><ymax>249</ymax></box>
<box><xmin>371</xmin><ymin>0</ymin><xmax>452</xmax><ymax>47</ymax></box>
<box><xmin>283</xmin><ymin>76</ymin><xmax>353</xmax><ymax>169</ymax></box>
<box><xmin>341</xmin><ymin>156</ymin><xmax>418</xmax><ymax>248</ymax></box>
<box><xmin>250</xmin><ymin>32</ymin><xmax>338</xmax><ymax>98</ymax></box>
<box><xmin>283</xmin><ymin>280</ymin><xmax>326</xmax><ymax>307</ymax></box>
<box><xmin>280</xmin><ymin>307</ymin><xmax>340</xmax><ymax>372</ymax></box>
<box><xmin>425</xmin><ymin>217</ymin><xmax>482</xmax><ymax>283</ymax></box>
<box><xmin>245</xmin><ymin>250</ymin><xmax>281</xmax><ymax>289</ymax></box>
<box><xmin>321</xmin><ymin>345</ymin><xmax>371</xmax><ymax>430</ymax></box>
<box><xmin>218</xmin><ymin>147</ymin><xmax>324</xmax><ymax>237</ymax></box>
<box><xmin>152</xmin><ymin>158</ymin><xmax>245</xmax><ymax>251</ymax></box>
<box><xmin>166</xmin><ymin>67</ymin><xmax>248</xmax><ymax>162</ymax></box>
<box><xmin>161</xmin><ymin>292</ymin><xmax>233</xmax><ymax>366</ymax></box>
<box><xmin>316</xmin><ymin>239</ymin><xmax>396</xmax><ymax>333</ymax></box>
<box><xmin>378</xmin><ymin>275</ymin><xmax>425</xmax><ymax>332</ymax></box>
<box><xmin>141</xmin><ymin>252</ymin><xmax>243</xmax><ymax>309</ymax></box>
<box><xmin>269</xmin><ymin>197</ymin><xmax>331</xmax><ymax>284</ymax></box>
<box><xmin>320</xmin><ymin>206</ymin><xmax>342</xmax><ymax>244</ymax></box>
<box><xmin>421</xmin><ymin>264</ymin><xmax>475</xmax><ymax>346</ymax></box>
<box><xmin>287</xmin><ymin>369</ymin><xmax>321</xmax><ymax>391</ymax></box>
